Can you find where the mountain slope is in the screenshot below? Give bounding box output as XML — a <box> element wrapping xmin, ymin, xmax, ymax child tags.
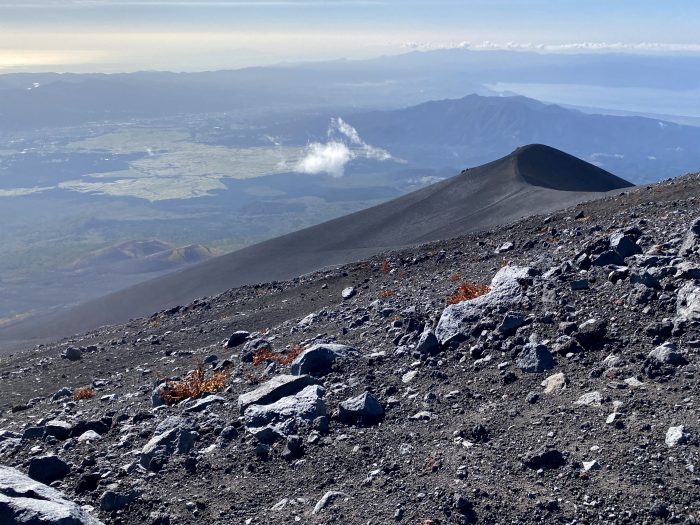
<box><xmin>0</xmin><ymin>145</ymin><xmax>631</xmax><ymax>345</ymax></box>
<box><xmin>336</xmin><ymin>94</ymin><xmax>700</xmax><ymax>182</ymax></box>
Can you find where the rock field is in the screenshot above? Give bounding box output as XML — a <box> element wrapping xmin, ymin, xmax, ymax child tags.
<box><xmin>1</xmin><ymin>173</ymin><xmax>699</xmax><ymax>524</ymax></box>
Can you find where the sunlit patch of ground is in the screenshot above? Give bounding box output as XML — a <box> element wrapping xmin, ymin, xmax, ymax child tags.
<box><xmin>62</xmin><ymin>127</ymin><xmax>305</xmax><ymax>200</ymax></box>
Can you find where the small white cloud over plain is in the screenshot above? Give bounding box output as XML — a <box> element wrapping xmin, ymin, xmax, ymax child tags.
<box><xmin>295</xmin><ymin>117</ymin><xmax>393</xmax><ymax>177</ymax></box>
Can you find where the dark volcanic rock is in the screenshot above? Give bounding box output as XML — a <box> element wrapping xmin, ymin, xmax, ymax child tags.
<box><xmin>28</xmin><ymin>455</ymin><xmax>71</xmax><ymax>485</ymax></box>
<box><xmin>338</xmin><ymin>392</ymin><xmax>385</xmax><ymax>425</ymax></box>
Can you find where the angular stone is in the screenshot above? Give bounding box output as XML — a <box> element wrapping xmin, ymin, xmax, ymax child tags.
<box><xmin>225</xmin><ymin>330</ymin><xmax>249</xmax><ymax>348</ymax></box>
<box><xmin>665</xmin><ymin>425</ymin><xmax>689</xmax><ymax>447</ymax></box>
<box><xmin>44</xmin><ymin>420</ymin><xmax>73</xmax><ymax>440</ymax></box>
<box><xmin>574</xmin><ymin>391</ymin><xmax>602</xmax><ymax>406</ymax></box>
<box><xmin>28</xmin><ymin>455</ymin><xmax>71</xmax><ymax>485</ymax></box>
<box><xmin>244</xmin><ymin>385</ymin><xmax>326</xmax><ymax>432</ymax></box>
<box><xmin>64</xmin><ymin>346</ymin><xmax>82</xmax><ymax>361</ymax></box>
<box><xmin>290</xmin><ymin>344</ymin><xmax>357</xmax><ymax>376</ymax></box>
<box><xmin>415</xmin><ymin>330</ymin><xmax>439</xmax><ymax>355</ymax></box>
<box><xmin>522</xmin><ymin>447</ymin><xmax>565</xmax><ymax>470</ymax></box>
<box><xmin>341</xmin><ymin>287</ymin><xmax>356</xmax><ymax>299</ymax></box>
<box><xmin>436</xmin><ymin>266</ymin><xmax>537</xmax><ymax>344</ymax></box>
<box><xmin>99</xmin><ymin>487</ymin><xmax>141</xmax><ymax>512</ymax></box>
<box><xmin>338</xmin><ymin>392</ymin><xmax>384</xmax><ymax>425</ymax></box>
<box><xmin>648</xmin><ymin>342</ymin><xmax>687</xmax><ymax>366</ymax></box>
<box><xmin>238</xmin><ymin>374</ymin><xmax>320</xmax><ymax>414</ymax></box>
<box><xmin>541</xmin><ymin>372</ymin><xmax>568</xmax><ymax>394</ymax></box>
<box><xmin>591</xmin><ymin>250</ymin><xmax>625</xmax><ymax>267</ymax></box>
<box><xmin>0</xmin><ymin>465</ymin><xmax>104</xmax><ymax>524</ymax></box>
<box><xmin>610</xmin><ymin>233</ymin><xmax>642</xmax><ymax>259</ymax></box>
<box><xmin>516</xmin><ymin>342</ymin><xmax>554</xmax><ymax>373</ymax></box>
<box><xmin>679</xmin><ymin>217</ymin><xmax>700</xmax><ymax>256</ymax></box>
<box><xmin>677</xmin><ymin>284</ymin><xmax>700</xmax><ymax>323</ymax></box>
<box><xmin>184</xmin><ymin>395</ymin><xmax>226</xmax><ymax>413</ymax></box>
<box><xmin>498</xmin><ymin>311</ymin><xmax>526</xmax><ymax>336</ymax></box>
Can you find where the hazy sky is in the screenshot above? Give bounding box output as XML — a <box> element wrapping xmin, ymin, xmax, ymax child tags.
<box><xmin>1</xmin><ymin>0</ymin><xmax>699</xmax><ymax>72</ymax></box>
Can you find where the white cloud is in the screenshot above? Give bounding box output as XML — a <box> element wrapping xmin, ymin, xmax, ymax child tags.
<box><xmin>295</xmin><ymin>117</ymin><xmax>394</xmax><ymax>177</ymax></box>
<box><xmin>400</xmin><ymin>40</ymin><xmax>700</xmax><ymax>54</ymax></box>
<box><xmin>295</xmin><ymin>141</ymin><xmax>353</xmax><ymax>178</ymax></box>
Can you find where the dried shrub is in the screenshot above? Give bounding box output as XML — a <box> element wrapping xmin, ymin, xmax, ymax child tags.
<box><xmin>446</xmin><ymin>282</ymin><xmax>491</xmax><ymax>304</ymax></box>
<box><xmin>160</xmin><ymin>362</ymin><xmax>230</xmax><ymax>405</ymax></box>
<box><xmin>449</xmin><ymin>273</ymin><xmax>462</xmax><ymax>282</ymax></box>
<box><xmin>381</xmin><ymin>260</ymin><xmax>392</xmax><ymax>274</ymax></box>
<box><xmin>73</xmin><ymin>387</ymin><xmax>96</xmax><ymax>401</ymax></box>
<box><xmin>252</xmin><ymin>344</ymin><xmax>304</xmax><ymax>367</ymax></box>
<box><xmin>379</xmin><ymin>289</ymin><xmax>395</xmax><ymax>299</ymax></box>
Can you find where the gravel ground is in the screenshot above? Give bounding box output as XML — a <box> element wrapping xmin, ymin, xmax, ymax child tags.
<box><xmin>0</xmin><ymin>173</ymin><xmax>699</xmax><ymax>525</ymax></box>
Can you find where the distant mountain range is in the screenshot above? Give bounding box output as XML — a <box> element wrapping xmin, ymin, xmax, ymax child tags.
<box><xmin>277</xmin><ymin>94</ymin><xmax>700</xmax><ymax>183</ymax></box>
<box><xmin>0</xmin><ymin>144</ymin><xmax>632</xmax><ymax>345</ymax></box>
<box><xmin>1</xmin><ymin>48</ymin><xmax>699</xmax><ymax>131</ymax></box>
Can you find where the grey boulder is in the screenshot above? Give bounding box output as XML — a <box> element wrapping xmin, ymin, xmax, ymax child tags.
<box><xmin>516</xmin><ymin>342</ymin><xmax>555</xmax><ymax>373</ymax></box>
<box><xmin>0</xmin><ymin>465</ymin><xmax>104</xmax><ymax>524</ymax></box>
<box><xmin>290</xmin><ymin>344</ymin><xmax>357</xmax><ymax>376</ymax></box>
<box><xmin>436</xmin><ymin>266</ymin><xmax>537</xmax><ymax>345</ymax></box>
<box><xmin>238</xmin><ymin>374</ymin><xmax>320</xmax><ymax>414</ymax></box>
<box><xmin>28</xmin><ymin>455</ymin><xmax>70</xmax><ymax>485</ymax></box>
<box><xmin>338</xmin><ymin>392</ymin><xmax>384</xmax><ymax>425</ymax></box>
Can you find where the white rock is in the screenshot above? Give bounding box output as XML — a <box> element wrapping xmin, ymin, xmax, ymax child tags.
<box><xmin>574</xmin><ymin>391</ymin><xmax>602</xmax><ymax>407</ymax></box>
<box><xmin>665</xmin><ymin>425</ymin><xmax>689</xmax><ymax>447</ymax></box>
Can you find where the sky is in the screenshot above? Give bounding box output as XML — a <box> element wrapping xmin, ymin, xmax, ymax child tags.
<box><xmin>0</xmin><ymin>0</ymin><xmax>699</xmax><ymax>73</ymax></box>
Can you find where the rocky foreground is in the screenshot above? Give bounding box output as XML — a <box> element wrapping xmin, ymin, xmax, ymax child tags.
<box><xmin>1</xmin><ymin>173</ymin><xmax>699</xmax><ymax>525</ymax></box>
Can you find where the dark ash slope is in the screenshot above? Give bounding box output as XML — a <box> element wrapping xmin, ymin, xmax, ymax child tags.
<box><xmin>0</xmin><ymin>145</ymin><xmax>631</xmax><ymax>346</ymax></box>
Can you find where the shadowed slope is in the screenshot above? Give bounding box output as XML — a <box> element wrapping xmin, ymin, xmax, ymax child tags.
<box><xmin>0</xmin><ymin>145</ymin><xmax>632</xmax><ymax>345</ymax></box>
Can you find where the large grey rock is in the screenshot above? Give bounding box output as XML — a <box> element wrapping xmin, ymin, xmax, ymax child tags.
<box><xmin>0</xmin><ymin>465</ymin><xmax>104</xmax><ymax>524</ymax></box>
<box><xmin>44</xmin><ymin>420</ymin><xmax>73</xmax><ymax>441</ymax></box>
<box><xmin>290</xmin><ymin>344</ymin><xmax>357</xmax><ymax>376</ymax></box>
<box><xmin>238</xmin><ymin>374</ymin><xmax>320</xmax><ymax>414</ymax></box>
<box><xmin>225</xmin><ymin>330</ymin><xmax>249</xmax><ymax>348</ymax></box>
<box><xmin>63</xmin><ymin>346</ymin><xmax>82</xmax><ymax>361</ymax></box>
<box><xmin>140</xmin><ymin>418</ymin><xmax>197</xmax><ymax>471</ymax></box>
<box><xmin>677</xmin><ymin>284</ymin><xmax>700</xmax><ymax>323</ymax></box>
<box><xmin>648</xmin><ymin>342</ymin><xmax>687</xmax><ymax>366</ymax></box>
<box><xmin>610</xmin><ymin>233</ymin><xmax>642</xmax><ymax>259</ymax></box>
<box><xmin>591</xmin><ymin>250</ymin><xmax>625</xmax><ymax>267</ymax></box>
<box><xmin>497</xmin><ymin>311</ymin><xmax>526</xmax><ymax>336</ymax></box>
<box><xmin>516</xmin><ymin>342</ymin><xmax>554</xmax><ymax>373</ymax></box>
<box><xmin>436</xmin><ymin>266</ymin><xmax>537</xmax><ymax>344</ymax></box>
<box><xmin>99</xmin><ymin>486</ymin><xmax>141</xmax><ymax>512</ymax></box>
<box><xmin>679</xmin><ymin>217</ymin><xmax>700</xmax><ymax>256</ymax></box>
<box><xmin>338</xmin><ymin>392</ymin><xmax>385</xmax><ymax>425</ymax></box>
<box><xmin>28</xmin><ymin>455</ymin><xmax>70</xmax><ymax>485</ymax></box>
<box><xmin>244</xmin><ymin>385</ymin><xmax>326</xmax><ymax>442</ymax></box>
<box><xmin>415</xmin><ymin>330</ymin><xmax>439</xmax><ymax>355</ymax></box>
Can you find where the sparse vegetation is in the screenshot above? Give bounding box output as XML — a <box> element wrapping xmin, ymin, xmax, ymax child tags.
<box><xmin>446</xmin><ymin>281</ymin><xmax>491</xmax><ymax>304</ymax></box>
<box><xmin>379</xmin><ymin>289</ymin><xmax>395</xmax><ymax>298</ymax></box>
<box><xmin>72</xmin><ymin>387</ymin><xmax>96</xmax><ymax>401</ymax></box>
<box><xmin>252</xmin><ymin>344</ymin><xmax>304</xmax><ymax>366</ymax></box>
<box><xmin>159</xmin><ymin>362</ymin><xmax>230</xmax><ymax>404</ymax></box>
<box><xmin>381</xmin><ymin>260</ymin><xmax>392</xmax><ymax>274</ymax></box>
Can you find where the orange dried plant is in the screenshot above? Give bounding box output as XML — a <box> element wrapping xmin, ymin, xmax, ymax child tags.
<box><xmin>252</xmin><ymin>344</ymin><xmax>304</xmax><ymax>367</ymax></box>
<box><xmin>73</xmin><ymin>387</ymin><xmax>96</xmax><ymax>401</ymax></box>
<box><xmin>159</xmin><ymin>362</ymin><xmax>230</xmax><ymax>405</ymax></box>
<box><xmin>446</xmin><ymin>282</ymin><xmax>491</xmax><ymax>304</ymax></box>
